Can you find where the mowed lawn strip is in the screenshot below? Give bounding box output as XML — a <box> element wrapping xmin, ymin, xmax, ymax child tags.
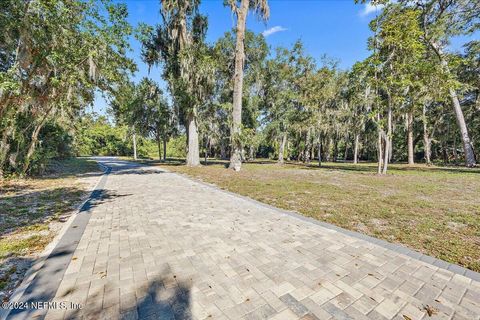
<box><xmin>159</xmin><ymin>159</ymin><xmax>480</xmax><ymax>272</ymax></box>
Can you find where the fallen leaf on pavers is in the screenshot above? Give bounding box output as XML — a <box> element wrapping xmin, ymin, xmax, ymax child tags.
<box><xmin>423</xmin><ymin>305</ymin><xmax>438</xmax><ymax>317</ymax></box>
<box><xmin>72</xmin><ymin>257</ymin><xmax>77</xmax><ymax>261</ymax></box>
<box><xmin>403</xmin><ymin>315</ymin><xmax>412</xmax><ymax>320</ymax></box>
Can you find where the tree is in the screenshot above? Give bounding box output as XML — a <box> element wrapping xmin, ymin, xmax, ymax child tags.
<box><xmin>368</xmin><ymin>4</ymin><xmax>426</xmax><ymax>173</ymax></box>
<box><xmin>225</xmin><ymin>0</ymin><xmax>269</xmax><ymax>171</ymax></box>
<box><xmin>110</xmin><ymin>82</ymin><xmax>140</xmax><ymax>160</ymax></box>
<box><xmin>140</xmin><ymin>0</ymin><xmax>214</xmax><ymax>166</ymax></box>
<box><xmin>416</xmin><ymin>0</ymin><xmax>478</xmax><ymax>167</ymax></box>
<box><xmin>133</xmin><ymin>78</ymin><xmax>172</xmax><ymax>160</ymax></box>
<box><xmin>365</xmin><ymin>0</ymin><xmax>478</xmax><ymax>166</ymax></box>
<box><xmin>0</xmin><ymin>0</ymin><xmax>134</xmax><ymax>177</ymax></box>
<box><xmin>213</xmin><ymin>30</ymin><xmax>269</xmax><ymax>161</ymax></box>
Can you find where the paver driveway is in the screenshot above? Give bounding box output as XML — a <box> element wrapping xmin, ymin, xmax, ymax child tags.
<box><xmin>7</xmin><ymin>158</ymin><xmax>480</xmax><ymax>320</ymax></box>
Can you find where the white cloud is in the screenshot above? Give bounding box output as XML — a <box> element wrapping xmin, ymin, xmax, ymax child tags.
<box><xmin>360</xmin><ymin>2</ymin><xmax>384</xmax><ymax>17</ymax></box>
<box><xmin>262</xmin><ymin>26</ymin><xmax>288</xmax><ymax>37</ymax></box>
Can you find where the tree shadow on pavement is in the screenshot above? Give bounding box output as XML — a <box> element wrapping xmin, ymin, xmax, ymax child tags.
<box><xmin>59</xmin><ymin>267</ymin><xmax>192</xmax><ymax>319</ymax></box>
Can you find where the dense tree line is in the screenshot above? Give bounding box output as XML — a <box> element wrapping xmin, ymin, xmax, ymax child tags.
<box><xmin>0</xmin><ymin>0</ymin><xmax>134</xmax><ymax>176</ymax></box>
<box><xmin>1</xmin><ymin>0</ymin><xmax>478</xmax><ymax>177</ymax></box>
<box><xmin>131</xmin><ymin>0</ymin><xmax>478</xmax><ymax>174</ymax></box>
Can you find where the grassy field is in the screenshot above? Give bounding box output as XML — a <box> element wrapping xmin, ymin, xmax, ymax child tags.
<box><xmin>157</xmin><ymin>159</ymin><xmax>480</xmax><ymax>272</ymax></box>
<box><xmin>0</xmin><ymin>158</ymin><xmax>100</xmax><ymax>297</ymax></box>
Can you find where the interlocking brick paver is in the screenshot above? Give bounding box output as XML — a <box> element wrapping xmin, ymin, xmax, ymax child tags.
<box><xmin>21</xmin><ymin>157</ymin><xmax>478</xmax><ymax>320</ymax></box>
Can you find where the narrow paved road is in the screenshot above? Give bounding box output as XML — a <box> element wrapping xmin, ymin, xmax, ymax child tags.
<box><xmin>9</xmin><ymin>158</ymin><xmax>480</xmax><ymax>319</ymax></box>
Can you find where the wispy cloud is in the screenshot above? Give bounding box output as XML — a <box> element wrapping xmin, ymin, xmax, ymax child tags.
<box><xmin>359</xmin><ymin>2</ymin><xmax>384</xmax><ymax>17</ymax></box>
<box><xmin>262</xmin><ymin>26</ymin><xmax>288</xmax><ymax>37</ymax></box>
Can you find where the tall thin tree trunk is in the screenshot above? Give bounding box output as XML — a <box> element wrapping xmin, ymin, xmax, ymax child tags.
<box><xmin>353</xmin><ymin>133</ymin><xmax>360</xmax><ymax>164</ymax></box>
<box><xmin>186</xmin><ymin>112</ymin><xmax>200</xmax><ymax>166</ymax></box>
<box><xmin>407</xmin><ymin>110</ymin><xmax>414</xmax><ymax>165</ymax></box>
<box><xmin>382</xmin><ymin>104</ymin><xmax>392</xmax><ymax>174</ymax></box>
<box><xmin>132</xmin><ymin>130</ymin><xmax>137</xmax><ymax>161</ymax></box>
<box><xmin>205</xmin><ymin>137</ymin><xmax>208</xmax><ymax>165</ymax></box>
<box><xmin>326</xmin><ymin>138</ymin><xmax>332</xmax><ymax>162</ymax></box>
<box><xmin>305</xmin><ymin>130</ymin><xmax>311</xmax><ymax>163</ymax></box>
<box><xmin>229</xmin><ymin>0</ymin><xmax>249</xmax><ymax>171</ymax></box>
<box><xmin>422</xmin><ymin>105</ymin><xmax>431</xmax><ymax>165</ymax></box>
<box><xmin>449</xmin><ymin>87</ymin><xmax>476</xmax><ymax>166</ymax></box>
<box><xmin>163</xmin><ymin>138</ymin><xmax>167</xmax><ymax>161</ymax></box>
<box><xmin>432</xmin><ymin>43</ymin><xmax>476</xmax><ymax>167</ymax></box>
<box><xmin>377</xmin><ymin>114</ymin><xmax>383</xmax><ymax>174</ymax></box>
<box><xmin>333</xmin><ymin>135</ymin><xmax>338</xmax><ymax>162</ymax></box>
<box><xmin>344</xmin><ymin>133</ymin><xmax>349</xmax><ymax>162</ymax></box>
<box><xmin>318</xmin><ymin>137</ymin><xmax>322</xmax><ymax>167</ymax></box>
<box><xmin>278</xmin><ymin>132</ymin><xmax>287</xmax><ymax>164</ymax></box>
<box><xmin>157</xmin><ymin>134</ymin><xmax>162</xmax><ymax>161</ymax></box>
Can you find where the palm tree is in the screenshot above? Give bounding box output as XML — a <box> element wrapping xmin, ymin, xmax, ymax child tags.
<box><xmin>226</xmin><ymin>0</ymin><xmax>269</xmax><ymax>171</ymax></box>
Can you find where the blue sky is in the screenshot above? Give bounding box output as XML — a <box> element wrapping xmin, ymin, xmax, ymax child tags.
<box><xmin>92</xmin><ymin>0</ymin><xmax>381</xmax><ymax>115</ymax></box>
<box><xmin>91</xmin><ymin>0</ymin><xmax>473</xmax><ymax>116</ymax></box>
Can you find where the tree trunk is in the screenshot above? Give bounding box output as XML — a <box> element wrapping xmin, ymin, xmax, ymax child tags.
<box><xmin>186</xmin><ymin>112</ymin><xmax>200</xmax><ymax>166</ymax></box>
<box><xmin>407</xmin><ymin>110</ymin><xmax>414</xmax><ymax>165</ymax></box>
<box><xmin>333</xmin><ymin>135</ymin><xmax>338</xmax><ymax>162</ymax></box>
<box><xmin>132</xmin><ymin>130</ymin><xmax>137</xmax><ymax>161</ymax></box>
<box><xmin>318</xmin><ymin>137</ymin><xmax>322</xmax><ymax>167</ymax></box>
<box><xmin>432</xmin><ymin>43</ymin><xmax>476</xmax><ymax>167</ymax></box>
<box><xmin>325</xmin><ymin>138</ymin><xmax>331</xmax><ymax>162</ymax></box>
<box><xmin>344</xmin><ymin>133</ymin><xmax>349</xmax><ymax>162</ymax></box>
<box><xmin>278</xmin><ymin>132</ymin><xmax>287</xmax><ymax>164</ymax></box>
<box><xmin>205</xmin><ymin>138</ymin><xmax>208</xmax><ymax>165</ymax></box>
<box><xmin>157</xmin><ymin>135</ymin><xmax>162</xmax><ymax>161</ymax></box>
<box><xmin>0</xmin><ymin>129</ymin><xmax>11</xmax><ymax>179</ymax></box>
<box><xmin>382</xmin><ymin>104</ymin><xmax>392</xmax><ymax>174</ymax></box>
<box><xmin>229</xmin><ymin>0</ymin><xmax>249</xmax><ymax>172</ymax></box>
<box><xmin>163</xmin><ymin>137</ymin><xmax>167</xmax><ymax>161</ymax></box>
<box><xmin>377</xmin><ymin>114</ymin><xmax>383</xmax><ymax>174</ymax></box>
<box><xmin>22</xmin><ymin>123</ymin><xmax>44</xmax><ymax>174</ymax></box>
<box><xmin>305</xmin><ymin>130</ymin><xmax>311</xmax><ymax>163</ymax></box>
<box><xmin>353</xmin><ymin>133</ymin><xmax>360</xmax><ymax>164</ymax></box>
<box><xmin>248</xmin><ymin>146</ymin><xmax>255</xmax><ymax>160</ymax></box>
<box><xmin>449</xmin><ymin>87</ymin><xmax>476</xmax><ymax>166</ymax></box>
<box><xmin>422</xmin><ymin>105</ymin><xmax>431</xmax><ymax>165</ymax></box>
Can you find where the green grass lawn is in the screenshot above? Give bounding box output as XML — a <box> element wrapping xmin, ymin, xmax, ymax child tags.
<box><xmin>158</xmin><ymin>159</ymin><xmax>480</xmax><ymax>272</ymax></box>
